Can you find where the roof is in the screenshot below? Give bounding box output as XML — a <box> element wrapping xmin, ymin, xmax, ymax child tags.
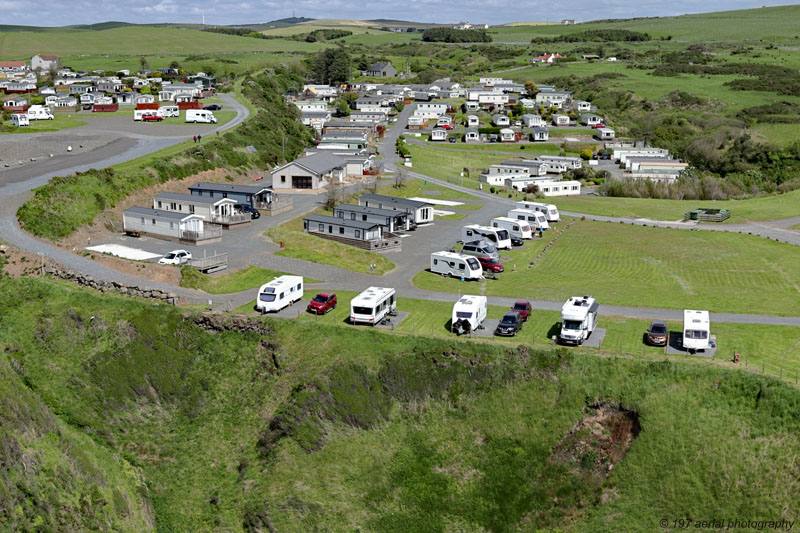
<box><xmin>365</xmin><ymin>62</ymin><xmax>394</xmax><ymax>72</ymax></box>
<box><xmin>154</xmin><ymin>192</ymin><xmax>236</xmax><ymax>205</ymax></box>
<box><xmin>304</xmin><ymin>213</ymin><xmax>380</xmax><ymax>230</ymax></box>
<box><xmin>352</xmin><ymin>286</ymin><xmax>395</xmax><ymax>305</ymax></box>
<box><xmin>189</xmin><ymin>182</ymin><xmax>271</xmax><ymax>195</ymax></box>
<box><xmin>0</xmin><ymin>61</ymin><xmax>25</xmax><ymax>68</ymax></box>
<box><xmin>360</xmin><ymin>193</ymin><xmax>432</xmax><ymax>209</ymax></box>
<box><xmin>124</xmin><ymin>206</ymin><xmax>200</xmax><ymax>220</ymax></box>
<box><xmin>35</xmin><ymin>54</ymin><xmax>59</xmax><ymax>60</ymax></box>
<box><xmin>333</xmin><ymin>204</ymin><xmax>405</xmax><ymax>218</ymax></box>
<box><xmin>273</xmin><ymin>152</ymin><xmax>346</xmax><ymax>175</ymax></box>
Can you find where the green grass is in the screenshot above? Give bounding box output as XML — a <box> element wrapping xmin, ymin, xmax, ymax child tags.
<box><xmin>549</xmin><ymin>188</ymin><xmax>800</xmax><ymax>223</ymax></box>
<box><xmin>751</xmin><ymin>123</ymin><xmax>800</xmax><ymax>147</ymax></box>
<box><xmin>413</xmin><ymin>219</ymin><xmax>800</xmax><ymax>316</ymax></box>
<box><xmin>180</xmin><ymin>265</ymin><xmax>320</xmax><ymax>294</ymax></box>
<box><xmin>374</xmin><ymin>177</ymin><xmax>482</xmax><ymax>209</ymax></box>
<box><xmin>2</xmin><ymin>114</ymin><xmax>87</xmax><ymax>134</ymax></box>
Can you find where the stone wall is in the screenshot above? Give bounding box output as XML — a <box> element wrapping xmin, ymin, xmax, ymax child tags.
<box><xmin>44</xmin><ymin>265</ymin><xmax>180</xmax><ymax>305</ymax></box>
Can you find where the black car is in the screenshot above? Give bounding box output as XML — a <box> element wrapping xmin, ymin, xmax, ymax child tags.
<box><xmin>204</xmin><ymin>104</ymin><xmax>222</xmax><ymax>111</ymax></box>
<box><xmin>495</xmin><ymin>311</ymin><xmax>523</xmax><ymax>337</ymax></box>
<box><xmin>510</xmin><ymin>235</ymin><xmax>523</xmax><ymax>247</ymax></box>
<box><xmin>448</xmin><ymin>136</ymin><xmax>457</xmax><ymax>143</ymax></box>
<box><xmin>236</xmin><ymin>204</ymin><xmax>261</xmax><ymax>219</ymax></box>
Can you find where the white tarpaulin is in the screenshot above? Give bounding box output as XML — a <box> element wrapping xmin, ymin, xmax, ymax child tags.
<box><xmin>86</xmin><ymin>244</ymin><xmax>162</xmax><ymax>261</ymax></box>
<box><xmin>408</xmin><ymin>197</ymin><xmax>464</xmax><ymax>206</ymax></box>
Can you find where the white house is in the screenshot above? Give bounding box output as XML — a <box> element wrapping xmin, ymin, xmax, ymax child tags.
<box><xmin>153</xmin><ymin>192</ymin><xmax>248</xmax><ymax>226</ymax></box>
<box><xmin>271</xmin><ymin>152</ymin><xmax>346</xmax><ymax>191</ymax></box>
<box><xmin>478</xmin><ymin>93</ymin><xmax>509</xmax><ymax>106</ymax></box>
<box><xmin>430</xmin><ymin>128</ymin><xmax>448</xmax><ymax>141</ymax></box>
<box><xmin>294</xmin><ymin>100</ymin><xmax>328</xmax><ymax>113</ymax></box>
<box><xmin>580</xmin><ymin>113</ymin><xmax>604</xmax><ymax>126</ymax></box>
<box><xmin>530</xmin><ymin>127</ymin><xmax>549</xmax><ymax>142</ymax></box>
<box><xmin>414</xmin><ymin>102</ymin><xmax>448</xmax><ymax>119</ymax></box>
<box><xmin>30</xmin><ymin>54</ymin><xmax>59</xmax><ymax>73</ymax></box>
<box><xmin>521</xmin><ymin>114</ymin><xmax>545</xmax><ymax>127</ymax></box>
<box><xmin>466</xmin><ymin>115</ymin><xmax>480</xmax><ymax>127</ymax></box>
<box><xmin>479</xmin><ymin>164</ymin><xmax>530</xmax><ymax>186</ymax></box>
<box><xmin>594</xmin><ymin>127</ymin><xmax>615</xmax><ymax>140</ymax></box>
<box><xmin>536</xmin><ymin>90</ymin><xmax>572</xmax><ymax>107</ymax></box>
<box><xmin>464</xmin><ymin>128</ymin><xmax>480</xmax><ymax>143</ymax></box>
<box><xmin>492</xmin><ymin>114</ymin><xmax>510</xmax><ymax>127</ymax></box>
<box><xmin>552</xmin><ymin>114</ymin><xmax>570</xmax><ymax>126</ymax></box>
<box><xmin>499</xmin><ymin>128</ymin><xmax>516</xmax><ymax>142</ymax></box>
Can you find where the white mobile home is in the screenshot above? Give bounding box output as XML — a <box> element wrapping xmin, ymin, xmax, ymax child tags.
<box><xmin>683</xmin><ymin>310</ymin><xmax>710</xmax><ymax>352</ymax></box>
<box><xmin>350</xmin><ymin>287</ymin><xmax>396</xmax><ymax>326</ymax></box>
<box><xmin>479</xmin><ymin>164</ymin><xmax>530</xmax><ymax>187</ymax></box>
<box><xmin>430</xmin><ymin>251</ymin><xmax>483</xmax><ymax>280</ymax></box>
<box><xmin>122</xmin><ymin>206</ymin><xmax>222</xmax><ymax>244</ymax></box>
<box><xmin>559</xmin><ymin>296</ymin><xmax>599</xmax><ymax>345</ymax></box>
<box><xmin>359</xmin><ymin>194</ymin><xmax>435</xmax><ymax>225</ymax></box>
<box><xmin>536</xmin><ymin>180</ymin><xmax>581</xmax><ymax>197</ymax></box>
<box><xmin>508</xmin><ymin>208</ymin><xmax>549</xmax><ymax>231</ymax></box>
<box><xmin>466</xmin><ymin>114</ymin><xmax>480</xmax><ymax>127</ymax></box>
<box><xmin>430</xmin><ymin>128</ymin><xmax>448</xmax><ymax>141</ymax></box>
<box><xmin>256</xmin><ymin>276</ymin><xmax>304</xmax><ymax>313</ymax></box>
<box><xmin>186</xmin><ymin>110</ymin><xmax>217</xmax><ymax>123</ymax></box>
<box><xmin>594</xmin><ymin>127</ymin><xmax>615</xmax><ymax>140</ymax></box>
<box><xmin>462</xmin><ymin>224</ymin><xmax>511</xmax><ymax>250</ymax></box>
<box><xmin>451</xmin><ymin>295</ymin><xmax>488</xmax><ymax>335</ymax></box>
<box><xmin>153</xmin><ymin>192</ymin><xmax>249</xmax><ymax>226</ymax></box>
<box><xmin>491</xmin><ymin>216</ymin><xmax>532</xmax><ymax>239</ymax></box>
<box><xmin>516</xmin><ymin>201</ymin><xmax>560</xmax><ymax>222</ymax></box>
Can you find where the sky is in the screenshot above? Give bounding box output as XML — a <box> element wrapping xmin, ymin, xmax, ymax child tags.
<box><xmin>0</xmin><ymin>0</ymin><xmax>794</xmax><ymax>27</ymax></box>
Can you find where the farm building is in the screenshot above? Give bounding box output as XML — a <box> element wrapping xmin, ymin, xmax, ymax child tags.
<box><xmin>303</xmin><ymin>214</ymin><xmax>402</xmax><ymax>251</ymax></box>
<box><xmin>122</xmin><ymin>207</ymin><xmax>222</xmax><ymax>244</ymax></box>
<box><xmin>153</xmin><ymin>192</ymin><xmax>249</xmax><ymax>227</ymax></box>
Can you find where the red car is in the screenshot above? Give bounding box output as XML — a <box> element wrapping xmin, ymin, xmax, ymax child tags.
<box><xmin>142</xmin><ymin>113</ymin><xmax>163</xmax><ymax>122</ymax></box>
<box><xmin>440</xmin><ymin>124</ymin><xmax>454</xmax><ymax>130</ymax></box>
<box><xmin>591</xmin><ymin>123</ymin><xmax>606</xmax><ymax>128</ymax></box>
<box><xmin>477</xmin><ymin>256</ymin><xmax>504</xmax><ymax>273</ymax></box>
<box><xmin>512</xmin><ymin>300</ymin><xmax>532</xmax><ymax>321</ymax></box>
<box><xmin>307</xmin><ymin>291</ymin><xmax>337</xmax><ymax>314</ymax></box>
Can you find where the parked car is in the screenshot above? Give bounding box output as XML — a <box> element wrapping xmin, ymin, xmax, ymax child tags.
<box><xmin>448</xmin><ymin>136</ymin><xmax>457</xmax><ymax>143</ymax></box>
<box><xmin>460</xmin><ymin>240</ymin><xmax>499</xmax><ymax>261</ymax></box>
<box><xmin>441</xmin><ymin>124</ymin><xmax>454</xmax><ymax>130</ymax></box>
<box><xmin>646</xmin><ymin>320</ymin><xmax>668</xmax><ymax>346</ymax></box>
<box><xmin>489</xmin><ymin>134</ymin><xmax>499</xmax><ymax>143</ymax></box>
<box><xmin>406</xmin><ymin>221</ymin><xmax>418</xmax><ymax>231</ymax></box>
<box><xmin>495</xmin><ymin>311</ymin><xmax>523</xmax><ymax>337</ymax></box>
<box><xmin>82</xmin><ymin>103</ymin><xmax>92</xmax><ymax>110</ymax></box>
<box><xmin>204</xmin><ymin>104</ymin><xmax>222</xmax><ymax>111</ymax></box>
<box><xmin>158</xmin><ymin>250</ymin><xmax>192</xmax><ymax>265</ymax></box>
<box><xmin>591</xmin><ymin>123</ymin><xmax>606</xmax><ymax>128</ymax></box>
<box><xmin>477</xmin><ymin>255</ymin><xmax>504</xmax><ymax>273</ymax></box>
<box><xmin>142</xmin><ymin>113</ymin><xmax>163</xmax><ymax>122</ymax></box>
<box><xmin>307</xmin><ymin>291</ymin><xmax>337</xmax><ymax>314</ymax></box>
<box><xmin>512</xmin><ymin>300</ymin><xmax>532</xmax><ymax>321</ymax></box>
<box><xmin>510</xmin><ymin>235</ymin><xmax>524</xmax><ymax>247</ymax></box>
<box><xmin>236</xmin><ymin>204</ymin><xmax>261</xmax><ymax>219</ymax></box>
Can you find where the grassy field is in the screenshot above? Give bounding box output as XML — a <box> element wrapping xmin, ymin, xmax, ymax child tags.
<box><xmin>180</xmin><ymin>265</ymin><xmax>320</xmax><ymax>294</ymax></box>
<box><xmin>550</xmin><ymin>188</ymin><xmax>800</xmax><ymax>223</ymax></box>
<box><xmin>2</xmin><ymin>114</ymin><xmax>87</xmax><ymax>134</ymax></box>
<box><xmin>375</xmin><ymin>177</ymin><xmax>481</xmax><ymax>208</ymax></box>
<box><xmin>3</xmin><ymin>277</ymin><xmax>800</xmax><ymax>531</ymax></box>
<box><xmin>413</xmin><ymin>220</ymin><xmax>800</xmax><ymax>316</ymax></box>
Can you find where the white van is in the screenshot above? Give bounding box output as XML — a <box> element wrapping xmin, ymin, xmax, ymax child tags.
<box><xmin>462</xmin><ymin>224</ymin><xmax>511</xmax><ymax>250</ymax></box>
<box><xmin>451</xmin><ymin>295</ymin><xmax>487</xmax><ymax>335</ymax></box>
<box><xmin>508</xmin><ymin>208</ymin><xmax>550</xmax><ymax>231</ymax></box>
<box><xmin>158</xmin><ymin>105</ymin><xmax>179</xmax><ymax>118</ymax></box>
<box><xmin>559</xmin><ymin>296</ymin><xmax>599</xmax><ymax>345</ymax></box>
<box><xmin>350</xmin><ymin>287</ymin><xmax>396</xmax><ymax>326</ymax></box>
<box><xmin>186</xmin><ymin>109</ymin><xmax>217</xmax><ymax>124</ymax></box>
<box><xmin>430</xmin><ymin>251</ymin><xmax>483</xmax><ymax>280</ymax></box>
<box><xmin>255</xmin><ymin>275</ymin><xmax>304</xmax><ymax>313</ymax></box>
<box><xmin>516</xmin><ymin>201</ymin><xmax>560</xmax><ymax>222</ymax></box>
<box><xmin>10</xmin><ymin>113</ymin><xmax>29</xmax><ymax>127</ymax></box>
<box><xmin>491</xmin><ymin>216</ymin><xmax>532</xmax><ymax>240</ymax></box>
<box><xmin>683</xmin><ymin>310</ymin><xmax>710</xmax><ymax>352</ymax></box>
<box><xmin>26</xmin><ymin>105</ymin><xmax>54</xmax><ymax>120</ymax></box>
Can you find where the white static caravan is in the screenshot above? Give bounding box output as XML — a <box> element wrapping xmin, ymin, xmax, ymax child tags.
<box><xmin>256</xmin><ymin>275</ymin><xmax>304</xmax><ymax>313</ymax></box>
<box><xmin>515</xmin><ymin>201</ymin><xmax>560</xmax><ymax>222</ymax></box>
<box><xmin>186</xmin><ymin>109</ymin><xmax>217</xmax><ymax>124</ymax></box>
<box><xmin>462</xmin><ymin>224</ymin><xmax>511</xmax><ymax>250</ymax></box>
<box><xmin>451</xmin><ymin>295</ymin><xmax>488</xmax><ymax>335</ymax></box>
<box><xmin>491</xmin><ymin>216</ymin><xmax>532</xmax><ymax>240</ymax></box>
<box><xmin>683</xmin><ymin>310</ymin><xmax>711</xmax><ymax>352</ymax></box>
<box><xmin>10</xmin><ymin>113</ymin><xmax>29</xmax><ymax>127</ymax></box>
<box><xmin>430</xmin><ymin>251</ymin><xmax>483</xmax><ymax>280</ymax></box>
<box><xmin>350</xmin><ymin>287</ymin><xmax>396</xmax><ymax>326</ymax></box>
<box><xmin>507</xmin><ymin>209</ymin><xmax>549</xmax><ymax>231</ymax></box>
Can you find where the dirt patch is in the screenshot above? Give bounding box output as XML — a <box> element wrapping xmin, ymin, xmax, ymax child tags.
<box><xmin>550</xmin><ymin>402</ymin><xmax>640</xmax><ymax>482</ymax></box>
<box><xmin>0</xmin><ymin>245</ymin><xmax>46</xmax><ymax>278</ymax></box>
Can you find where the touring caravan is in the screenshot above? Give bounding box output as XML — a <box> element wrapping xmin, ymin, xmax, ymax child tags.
<box><xmin>451</xmin><ymin>295</ymin><xmax>488</xmax><ymax>335</ymax></box>
<box><xmin>186</xmin><ymin>109</ymin><xmax>217</xmax><ymax>124</ymax></box>
<box><xmin>133</xmin><ymin>109</ymin><xmax>151</xmax><ymax>121</ymax></box>
<box><xmin>255</xmin><ymin>275</ymin><xmax>304</xmax><ymax>313</ymax></box>
<box><xmin>158</xmin><ymin>105</ymin><xmax>179</xmax><ymax>118</ymax></box>
<box><xmin>559</xmin><ymin>295</ymin><xmax>599</xmax><ymax>345</ymax></box>
<box><xmin>10</xmin><ymin>113</ymin><xmax>29</xmax><ymax>127</ymax></box>
<box><xmin>26</xmin><ymin>105</ymin><xmax>54</xmax><ymax>120</ymax></box>
<box><xmin>683</xmin><ymin>310</ymin><xmax>710</xmax><ymax>352</ymax></box>
<box><xmin>491</xmin><ymin>216</ymin><xmax>532</xmax><ymax>240</ymax></box>
<box><xmin>515</xmin><ymin>201</ymin><xmax>560</xmax><ymax>222</ymax></box>
<box><xmin>430</xmin><ymin>251</ymin><xmax>483</xmax><ymax>280</ymax></box>
<box><xmin>462</xmin><ymin>224</ymin><xmax>511</xmax><ymax>250</ymax></box>
<box><xmin>350</xmin><ymin>287</ymin><xmax>396</xmax><ymax>326</ymax></box>
<box><xmin>507</xmin><ymin>209</ymin><xmax>550</xmax><ymax>231</ymax></box>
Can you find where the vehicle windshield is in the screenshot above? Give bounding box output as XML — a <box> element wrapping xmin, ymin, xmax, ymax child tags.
<box><xmin>466</xmin><ymin>258</ymin><xmax>480</xmax><ymax>270</ymax></box>
<box><xmin>563</xmin><ymin>320</ymin><xmax>582</xmax><ymax>330</ymax></box>
<box><xmin>164</xmin><ymin>253</ymin><xmax>176</xmax><ymax>259</ymax></box>
<box><xmin>259</xmin><ymin>294</ymin><xmax>276</xmax><ymax>302</ymax></box>
<box><xmin>520</xmin><ymin>225</ymin><xmax>530</xmax><ymax>232</ymax></box>
<box><xmin>312</xmin><ymin>295</ymin><xmax>329</xmax><ymax>303</ymax></box>
<box><xmin>685</xmin><ymin>329</ymin><xmax>708</xmax><ymax>340</ymax></box>
<box><xmin>514</xmin><ymin>303</ymin><xmax>527</xmax><ymax>310</ymax></box>
<box><xmin>352</xmin><ymin>306</ymin><xmax>373</xmax><ymax>316</ymax></box>
<box><xmin>650</xmin><ymin>324</ymin><xmax>667</xmax><ymax>334</ymax></box>
<box><xmin>456</xmin><ymin>311</ymin><xmax>472</xmax><ymax>319</ymax></box>
<box><xmin>500</xmin><ymin>315</ymin><xmax>517</xmax><ymax>325</ymax></box>
<box><xmin>496</xmin><ymin>230</ymin><xmax>509</xmax><ymax>240</ymax></box>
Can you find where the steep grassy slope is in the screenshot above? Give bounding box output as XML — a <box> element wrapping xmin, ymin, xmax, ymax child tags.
<box><xmin>1</xmin><ymin>277</ymin><xmax>799</xmax><ymax>531</ymax></box>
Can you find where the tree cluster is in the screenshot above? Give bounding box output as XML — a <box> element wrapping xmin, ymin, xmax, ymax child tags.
<box><xmin>422</xmin><ymin>28</ymin><xmax>492</xmax><ymax>43</ymax></box>
<box><xmin>307</xmin><ymin>48</ymin><xmax>351</xmax><ymax>84</ymax></box>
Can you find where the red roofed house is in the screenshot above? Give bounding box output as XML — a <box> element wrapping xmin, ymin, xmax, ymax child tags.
<box><xmin>0</xmin><ymin>61</ymin><xmax>26</xmax><ymax>73</ymax></box>
<box><xmin>31</xmin><ymin>54</ymin><xmax>59</xmax><ymax>74</ymax></box>
<box><xmin>531</xmin><ymin>53</ymin><xmax>564</xmax><ymax>64</ymax></box>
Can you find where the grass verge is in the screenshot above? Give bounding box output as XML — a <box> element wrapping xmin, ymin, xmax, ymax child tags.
<box><xmin>180</xmin><ymin>265</ymin><xmax>320</xmax><ymax>294</ymax></box>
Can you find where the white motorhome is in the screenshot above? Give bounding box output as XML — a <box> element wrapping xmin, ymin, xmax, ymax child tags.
<box><xmin>491</xmin><ymin>216</ymin><xmax>532</xmax><ymax>240</ymax></box>
<box><xmin>683</xmin><ymin>310</ymin><xmax>710</xmax><ymax>352</ymax></box>
<box><xmin>158</xmin><ymin>105</ymin><xmax>179</xmax><ymax>118</ymax></box>
<box><xmin>255</xmin><ymin>275</ymin><xmax>304</xmax><ymax>313</ymax></box>
<box><xmin>462</xmin><ymin>224</ymin><xmax>511</xmax><ymax>250</ymax></box>
<box><xmin>559</xmin><ymin>296</ymin><xmax>599</xmax><ymax>345</ymax></box>
<box><xmin>507</xmin><ymin>208</ymin><xmax>550</xmax><ymax>231</ymax></box>
<box><xmin>430</xmin><ymin>251</ymin><xmax>483</xmax><ymax>280</ymax></box>
<box><xmin>350</xmin><ymin>287</ymin><xmax>396</xmax><ymax>326</ymax></box>
<box><xmin>516</xmin><ymin>201</ymin><xmax>560</xmax><ymax>222</ymax></box>
<box><xmin>10</xmin><ymin>113</ymin><xmax>29</xmax><ymax>127</ymax></box>
<box><xmin>26</xmin><ymin>105</ymin><xmax>54</xmax><ymax>120</ymax></box>
<box><xmin>451</xmin><ymin>295</ymin><xmax>488</xmax><ymax>335</ymax></box>
<box><xmin>186</xmin><ymin>109</ymin><xmax>217</xmax><ymax>124</ymax></box>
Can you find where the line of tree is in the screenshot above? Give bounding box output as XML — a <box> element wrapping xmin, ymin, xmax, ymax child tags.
<box><xmin>532</xmin><ymin>29</ymin><xmax>651</xmax><ymax>43</ymax></box>
<box><xmin>422</xmin><ymin>28</ymin><xmax>492</xmax><ymax>43</ymax></box>
<box><xmin>202</xmin><ymin>26</ymin><xmax>269</xmax><ymax>39</ymax></box>
<box><xmin>296</xmin><ymin>29</ymin><xmax>353</xmax><ymax>42</ymax></box>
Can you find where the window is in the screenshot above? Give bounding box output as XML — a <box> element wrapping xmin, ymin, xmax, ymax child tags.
<box><xmin>328</xmin><ymin>225</ymin><xmax>333</xmax><ymax>233</ymax></box>
<box><xmin>281</xmin><ymin>176</ymin><xmax>286</xmax><ymax>183</ymax></box>
<box><xmin>157</xmin><ymin>201</ymin><xmax>162</xmax><ymax>209</ymax></box>
<box><xmin>433</xmin><ymin>259</ymin><xmax>438</xmax><ymax>265</ymax></box>
<box><xmin>339</xmin><ymin>227</ymin><xmax>344</xmax><ymax>235</ymax></box>
<box><xmin>189</xmin><ymin>205</ymin><xmax>194</xmax><ymax>213</ymax></box>
<box><xmin>151</xmin><ymin>219</ymin><xmax>156</xmax><ymax>225</ymax></box>
<box><xmin>355</xmin><ymin>230</ymin><xmax>361</xmax><ymax>239</ymax></box>
<box><xmin>169</xmin><ymin>222</ymin><xmax>174</xmax><ymax>229</ymax></box>
<box><xmin>318</xmin><ymin>223</ymin><xmax>324</xmax><ymax>231</ymax></box>
<box><xmin>351</xmin><ymin>213</ymin><xmax>356</xmax><ymax>220</ymax></box>
<box><xmin>141</xmin><ymin>217</ymin><xmax>145</xmax><ymax>224</ymax></box>
<box><xmin>362</xmin><ymin>215</ymin><xmax>367</xmax><ymax>221</ymax></box>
